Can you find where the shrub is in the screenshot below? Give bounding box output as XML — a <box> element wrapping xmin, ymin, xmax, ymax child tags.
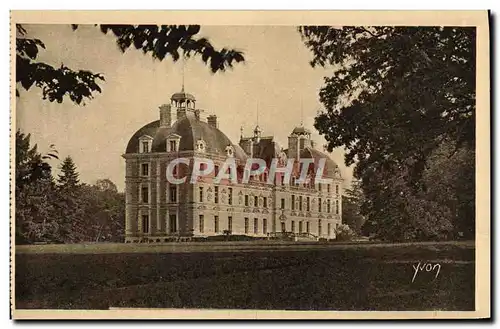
<box><xmin>335</xmin><ymin>224</ymin><xmax>356</xmax><ymax>241</ymax></box>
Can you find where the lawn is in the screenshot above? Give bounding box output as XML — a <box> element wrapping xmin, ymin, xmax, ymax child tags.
<box><xmin>14</xmin><ymin>241</ymin><xmax>475</xmax><ymax>311</ymax></box>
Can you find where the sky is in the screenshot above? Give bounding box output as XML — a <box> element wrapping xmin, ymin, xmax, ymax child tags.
<box><xmin>16</xmin><ymin>24</ymin><xmax>354</xmax><ymax>191</ymax></box>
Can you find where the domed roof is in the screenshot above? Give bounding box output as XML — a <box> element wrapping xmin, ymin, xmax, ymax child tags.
<box><xmin>292</xmin><ymin>126</ymin><xmax>311</xmax><ymax>135</ymax></box>
<box><xmin>171</xmin><ymin>90</ymin><xmax>196</xmax><ymax>102</ymax></box>
<box><xmin>125</xmin><ymin>116</ymin><xmax>247</xmax><ymax>162</ymax></box>
<box><xmin>299</xmin><ymin>147</ymin><xmax>341</xmax><ymax>179</ymax></box>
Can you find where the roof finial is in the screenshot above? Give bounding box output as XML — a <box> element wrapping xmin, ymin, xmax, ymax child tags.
<box><xmin>240</xmin><ymin>126</ymin><xmax>244</xmax><ymax>138</ymax></box>
<box><xmin>181</xmin><ymin>56</ymin><xmax>185</xmax><ymax>92</ymax></box>
<box><xmin>300</xmin><ymin>97</ymin><xmax>304</xmax><ymax>126</ymax></box>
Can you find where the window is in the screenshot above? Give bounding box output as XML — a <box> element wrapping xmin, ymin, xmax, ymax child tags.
<box><xmin>291</xmin><ymin>195</ymin><xmax>295</xmax><ymax>210</ymax></box>
<box><xmin>245</xmin><ymin>195</ymin><xmax>249</xmax><ymax>206</ymax></box>
<box><xmin>142</xmin><ymin>141</ymin><xmax>150</xmax><ymax>153</ymax></box>
<box><xmin>142</xmin><ymin>214</ymin><xmax>149</xmax><ymax>233</ymax></box>
<box><xmin>272</xmin><ymin>219</ymin><xmax>276</xmax><ymax>233</ymax></box>
<box><xmin>306</xmin><ymin>196</ymin><xmax>310</xmax><ymax>212</ymax></box>
<box><xmin>280</xmin><ymin>175</ymin><xmax>285</xmax><ymax>185</ymax></box>
<box><xmin>281</xmin><ymin>198</ymin><xmax>285</xmax><ymax>209</ymax></box>
<box><xmin>214</xmin><ymin>165</ymin><xmax>219</xmax><ymax>177</ymax></box>
<box><xmin>199</xmin><ymin>215</ymin><xmax>204</xmax><ymax>233</ymax></box>
<box><xmin>244</xmin><ymin>218</ymin><xmax>249</xmax><ymax>234</ymax></box>
<box><xmin>214</xmin><ymin>186</ymin><xmax>219</xmax><ymax>204</ymax></box>
<box><xmin>328</xmin><ymin>223</ymin><xmax>331</xmax><ymax>236</ymax></box>
<box><xmin>291</xmin><ymin>221</ymin><xmax>295</xmax><ymax>232</ymax></box>
<box><xmin>141</xmin><ymin>186</ymin><xmax>149</xmax><ymax>203</ymax></box>
<box><xmin>263</xmin><ymin>197</ymin><xmax>267</xmax><ymax>208</ymax></box>
<box><xmin>318</xmin><ymin>198</ymin><xmax>322</xmax><ymax>212</ymax></box>
<box><xmin>327</xmin><ymin>184</ymin><xmax>331</xmax><ymax>193</ymax></box>
<box><xmin>336</xmin><ymin>223</ymin><xmax>339</xmax><ymax>229</ymax></box>
<box><xmin>336</xmin><ymin>184</ymin><xmax>339</xmax><ymax>194</ymax></box>
<box><xmin>199</xmin><ymin>187</ymin><xmax>204</xmax><ymax>202</ymax></box>
<box><xmin>318</xmin><ymin>183</ymin><xmax>322</xmax><ymax>191</ymax></box>
<box><xmin>214</xmin><ymin>216</ymin><xmax>219</xmax><ymax>233</ymax></box>
<box><xmin>228</xmin><ymin>188</ymin><xmax>233</xmax><ymax>205</ymax></box>
<box><xmin>169</xmin><ymin>140</ymin><xmax>177</xmax><ymax>152</ymax></box>
<box><xmin>318</xmin><ymin>219</ymin><xmax>322</xmax><ymax>236</ymax></box>
<box><xmin>336</xmin><ymin>200</ymin><xmax>339</xmax><ymax>214</ymax></box>
<box><xmin>281</xmin><ymin>222</ymin><xmax>286</xmax><ymax>233</ymax></box>
<box><xmin>200</xmin><ymin>163</ymin><xmax>207</xmax><ymax>171</ymax></box>
<box><xmin>263</xmin><ymin>218</ymin><xmax>267</xmax><ymax>234</ymax></box>
<box><xmin>299</xmin><ymin>196</ymin><xmax>303</xmax><ymax>211</ymax></box>
<box><xmin>306</xmin><ymin>221</ymin><xmax>310</xmax><ymax>234</ymax></box>
<box><xmin>327</xmin><ymin>199</ymin><xmax>331</xmax><ymax>213</ymax></box>
<box><xmin>254</xmin><ymin>218</ymin><xmax>258</xmax><ymax>234</ymax></box>
<box><xmin>197</xmin><ymin>140</ymin><xmax>206</xmax><ymax>152</ymax></box>
<box><xmin>169</xmin><ymin>214</ymin><xmax>177</xmax><ymax>233</ymax></box>
<box><xmin>169</xmin><ymin>185</ymin><xmax>177</xmax><ymax>203</ymax></box>
<box><xmin>299</xmin><ymin>221</ymin><xmax>303</xmax><ymax>233</ymax></box>
<box><xmin>254</xmin><ymin>196</ymin><xmax>258</xmax><ymax>207</ymax></box>
<box><xmin>141</xmin><ymin>163</ymin><xmax>149</xmax><ymax>176</ymax></box>
<box><xmin>228</xmin><ymin>216</ymin><xmax>233</xmax><ymax>232</ymax></box>
<box><xmin>291</xmin><ymin>177</ymin><xmax>295</xmax><ymax>185</ymax></box>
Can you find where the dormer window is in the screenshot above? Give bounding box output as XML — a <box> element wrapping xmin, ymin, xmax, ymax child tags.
<box><xmin>166</xmin><ymin>133</ymin><xmax>181</xmax><ymax>152</ymax></box>
<box><xmin>138</xmin><ymin>135</ymin><xmax>153</xmax><ymax>154</ymax></box>
<box><xmin>196</xmin><ymin>139</ymin><xmax>206</xmax><ymax>152</ymax></box>
<box><xmin>225</xmin><ymin>145</ymin><xmax>234</xmax><ymax>157</ymax></box>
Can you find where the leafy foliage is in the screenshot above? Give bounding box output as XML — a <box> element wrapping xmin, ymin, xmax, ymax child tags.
<box><xmin>15</xmin><ymin>131</ymin><xmax>125</xmax><ymax>244</ymax></box>
<box><xmin>16</xmin><ymin>24</ymin><xmax>245</xmax><ymax>105</ymax></box>
<box><xmin>341</xmin><ymin>180</ymin><xmax>365</xmax><ymax>235</ymax></box>
<box><xmin>299</xmin><ymin>26</ymin><xmax>475</xmax><ymax>241</ymax></box>
<box><xmin>334</xmin><ymin>223</ymin><xmax>355</xmax><ymax>241</ymax></box>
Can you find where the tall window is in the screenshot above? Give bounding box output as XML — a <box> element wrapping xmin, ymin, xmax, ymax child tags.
<box><xmin>214</xmin><ymin>216</ymin><xmax>219</xmax><ymax>233</ymax></box>
<box><xmin>169</xmin><ymin>214</ymin><xmax>177</xmax><ymax>233</ymax></box>
<box><xmin>336</xmin><ymin>184</ymin><xmax>339</xmax><ymax>194</ymax></box>
<box><xmin>318</xmin><ymin>198</ymin><xmax>322</xmax><ymax>212</ymax></box>
<box><xmin>142</xmin><ymin>214</ymin><xmax>149</xmax><ymax>233</ymax></box>
<box><xmin>141</xmin><ymin>163</ymin><xmax>149</xmax><ymax>176</ymax></box>
<box><xmin>263</xmin><ymin>218</ymin><xmax>267</xmax><ymax>234</ymax></box>
<box><xmin>142</xmin><ymin>141</ymin><xmax>149</xmax><ymax>153</ymax></box>
<box><xmin>299</xmin><ymin>221</ymin><xmax>303</xmax><ymax>233</ymax></box>
<box><xmin>263</xmin><ymin>197</ymin><xmax>267</xmax><ymax>208</ymax></box>
<box><xmin>280</xmin><ymin>175</ymin><xmax>285</xmax><ymax>186</ymax></box>
<box><xmin>336</xmin><ymin>200</ymin><xmax>339</xmax><ymax>214</ymax></box>
<box><xmin>228</xmin><ymin>188</ymin><xmax>233</xmax><ymax>205</ymax></box>
<box><xmin>254</xmin><ymin>218</ymin><xmax>258</xmax><ymax>234</ymax></box>
<box><xmin>291</xmin><ymin>221</ymin><xmax>295</xmax><ymax>232</ymax></box>
<box><xmin>199</xmin><ymin>215</ymin><xmax>204</xmax><ymax>233</ymax></box>
<box><xmin>291</xmin><ymin>195</ymin><xmax>295</xmax><ymax>210</ymax></box>
<box><xmin>254</xmin><ymin>196</ymin><xmax>258</xmax><ymax>207</ymax></box>
<box><xmin>299</xmin><ymin>196</ymin><xmax>303</xmax><ymax>211</ymax></box>
<box><xmin>281</xmin><ymin>198</ymin><xmax>285</xmax><ymax>209</ymax></box>
<box><xmin>169</xmin><ymin>185</ymin><xmax>177</xmax><ymax>203</ymax></box>
<box><xmin>318</xmin><ymin>219</ymin><xmax>322</xmax><ymax>236</ymax></box>
<box><xmin>141</xmin><ymin>186</ymin><xmax>149</xmax><ymax>203</ymax></box>
<box><xmin>281</xmin><ymin>221</ymin><xmax>286</xmax><ymax>233</ymax></box>
<box><xmin>306</xmin><ymin>196</ymin><xmax>310</xmax><ymax>211</ymax></box>
<box><xmin>328</xmin><ymin>223</ymin><xmax>331</xmax><ymax>237</ymax></box>
<box><xmin>214</xmin><ymin>165</ymin><xmax>219</xmax><ymax>177</ymax></box>
<box><xmin>199</xmin><ymin>187</ymin><xmax>204</xmax><ymax>202</ymax></box>
<box><xmin>327</xmin><ymin>199</ymin><xmax>331</xmax><ymax>213</ymax></box>
<box><xmin>214</xmin><ymin>186</ymin><xmax>219</xmax><ymax>204</ymax></box>
<box><xmin>327</xmin><ymin>184</ymin><xmax>331</xmax><ymax>193</ymax></box>
<box><xmin>244</xmin><ymin>218</ymin><xmax>249</xmax><ymax>234</ymax></box>
<box><xmin>228</xmin><ymin>216</ymin><xmax>233</xmax><ymax>232</ymax></box>
<box><xmin>318</xmin><ymin>183</ymin><xmax>322</xmax><ymax>191</ymax></box>
<box><xmin>306</xmin><ymin>221</ymin><xmax>310</xmax><ymax>234</ymax></box>
<box><xmin>245</xmin><ymin>195</ymin><xmax>249</xmax><ymax>206</ymax></box>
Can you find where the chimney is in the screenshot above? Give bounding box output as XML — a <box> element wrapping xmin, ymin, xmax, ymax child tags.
<box><xmin>159</xmin><ymin>104</ymin><xmax>172</xmax><ymax>127</ymax></box>
<box><xmin>207</xmin><ymin>115</ymin><xmax>218</xmax><ymax>128</ymax></box>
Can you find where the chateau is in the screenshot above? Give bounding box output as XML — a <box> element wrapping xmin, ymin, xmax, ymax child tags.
<box><xmin>123</xmin><ymin>88</ymin><xmax>343</xmax><ymax>242</ymax></box>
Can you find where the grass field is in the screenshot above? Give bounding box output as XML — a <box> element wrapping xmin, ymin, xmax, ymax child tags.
<box><xmin>14</xmin><ymin>241</ymin><xmax>475</xmax><ymax>311</ymax></box>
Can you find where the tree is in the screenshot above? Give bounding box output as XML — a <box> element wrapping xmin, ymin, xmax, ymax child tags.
<box><xmin>341</xmin><ymin>180</ymin><xmax>365</xmax><ymax>235</ymax></box>
<box><xmin>15</xmin><ymin>130</ymin><xmax>59</xmax><ymax>244</ymax></box>
<box><xmin>299</xmin><ymin>26</ymin><xmax>475</xmax><ymax>241</ymax></box>
<box><xmin>16</xmin><ymin>24</ymin><xmax>245</xmax><ymax>105</ymax></box>
<box><xmin>57</xmin><ymin>156</ymin><xmax>80</xmax><ymax>189</ymax></box>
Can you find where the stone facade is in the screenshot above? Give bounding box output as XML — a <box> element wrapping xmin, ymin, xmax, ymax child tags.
<box><xmin>123</xmin><ymin>90</ymin><xmax>343</xmax><ymax>243</ymax></box>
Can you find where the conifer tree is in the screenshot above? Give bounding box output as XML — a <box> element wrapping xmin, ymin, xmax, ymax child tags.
<box><xmin>57</xmin><ymin>156</ymin><xmax>80</xmax><ymax>189</ymax></box>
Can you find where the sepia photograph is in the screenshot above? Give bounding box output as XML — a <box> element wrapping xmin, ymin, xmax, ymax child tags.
<box><xmin>10</xmin><ymin>10</ymin><xmax>490</xmax><ymax>319</ymax></box>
